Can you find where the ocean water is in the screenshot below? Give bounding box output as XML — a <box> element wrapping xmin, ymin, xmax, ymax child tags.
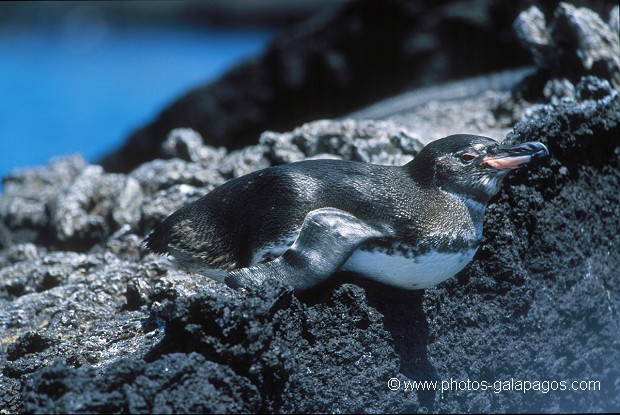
<box><xmin>0</xmin><ymin>21</ymin><xmax>274</xmax><ymax>192</ymax></box>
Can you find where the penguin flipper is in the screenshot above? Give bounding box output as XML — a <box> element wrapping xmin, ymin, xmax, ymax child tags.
<box><xmin>225</xmin><ymin>207</ymin><xmax>388</xmax><ymax>292</ymax></box>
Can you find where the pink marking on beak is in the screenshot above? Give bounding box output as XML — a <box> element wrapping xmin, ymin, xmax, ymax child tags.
<box><xmin>482</xmin><ymin>155</ymin><xmax>532</xmax><ymax>169</ymax></box>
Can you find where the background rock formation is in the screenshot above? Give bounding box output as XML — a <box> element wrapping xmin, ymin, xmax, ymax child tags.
<box><xmin>101</xmin><ymin>0</ymin><xmax>620</xmax><ymax>173</ymax></box>
<box><xmin>1</xmin><ymin>1</ymin><xmax>619</xmax><ymax>413</ymax></box>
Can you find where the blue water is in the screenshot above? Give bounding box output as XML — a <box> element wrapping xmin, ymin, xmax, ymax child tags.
<box><xmin>0</xmin><ymin>22</ymin><xmax>274</xmax><ymax>191</ymax></box>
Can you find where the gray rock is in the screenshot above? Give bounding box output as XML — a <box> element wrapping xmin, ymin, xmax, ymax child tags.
<box><xmin>611</xmin><ymin>6</ymin><xmax>619</xmax><ymax>35</ymax></box>
<box><xmin>51</xmin><ymin>165</ymin><xmax>143</xmax><ymax>249</ymax></box>
<box><xmin>0</xmin><ymin>244</ymin><xmax>215</xmax><ymax>412</ymax></box>
<box><xmin>161</xmin><ymin>128</ymin><xmax>227</xmax><ymax>168</ymax></box>
<box><xmin>389</xmin><ymin>91</ymin><xmax>517</xmax><ymax>145</ymax></box>
<box><xmin>514</xmin><ymin>3</ymin><xmax>620</xmax><ymax>89</ymax></box>
<box><xmin>543</xmin><ymin>78</ymin><xmax>575</xmax><ymax>102</ymax></box>
<box><xmin>218</xmin><ymin>145</ymin><xmax>271</xmax><ymax>179</ymax></box>
<box><xmin>575</xmin><ymin>75</ymin><xmax>614</xmax><ymax>101</ymax></box>
<box><xmin>4</xmin><ymin>242</ymin><xmax>40</xmax><ymax>264</ymax></box>
<box><xmin>513</xmin><ymin>6</ymin><xmax>550</xmax><ymax>67</ymax></box>
<box><xmin>130</xmin><ymin>158</ymin><xmax>225</xmax><ymax>196</ymax></box>
<box><xmin>105</xmin><ymin>224</ymin><xmax>142</xmax><ymax>262</ymax></box>
<box><xmin>51</xmin><ymin>165</ymin><xmax>110</xmax><ymax>246</ymax></box>
<box><xmin>514</xmin><ymin>77</ymin><xmax>619</xmax><ymax>146</ymax></box>
<box><xmin>261</xmin><ymin>119</ymin><xmax>423</xmax><ymax>166</ymax></box>
<box><xmin>0</xmin><ymin>155</ymin><xmax>86</xmax><ymax>247</ymax></box>
<box><xmin>100</xmin><ymin>0</ymin><xmax>544</xmax><ymax>173</ymax></box>
<box><xmin>551</xmin><ymin>3</ymin><xmax>620</xmax><ymax>87</ymax></box>
<box><xmin>259</xmin><ymin>130</ymin><xmax>307</xmax><ymax>165</ymax></box>
<box><xmin>22</xmin><ymin>353</ymin><xmax>262</xmax><ymax>414</ymax></box>
<box><xmin>112</xmin><ymin>176</ymin><xmax>143</xmax><ymax>231</ymax></box>
<box><xmin>0</xmin><ymin>155</ymin><xmax>145</xmax><ymax>251</ymax></box>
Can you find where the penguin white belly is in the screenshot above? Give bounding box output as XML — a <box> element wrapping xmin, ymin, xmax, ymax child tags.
<box><xmin>341</xmin><ymin>247</ymin><xmax>477</xmax><ymax>289</ymax></box>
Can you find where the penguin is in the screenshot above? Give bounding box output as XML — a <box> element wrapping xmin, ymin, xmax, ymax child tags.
<box><xmin>143</xmin><ymin>134</ymin><xmax>548</xmax><ymax>291</ymax></box>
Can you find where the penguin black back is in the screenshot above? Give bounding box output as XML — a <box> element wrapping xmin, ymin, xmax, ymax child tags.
<box><xmin>145</xmin><ymin>159</ymin><xmax>413</xmax><ymax>269</ymax></box>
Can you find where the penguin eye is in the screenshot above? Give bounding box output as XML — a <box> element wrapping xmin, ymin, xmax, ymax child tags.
<box><xmin>459</xmin><ymin>153</ymin><xmax>477</xmax><ymax>163</ymax></box>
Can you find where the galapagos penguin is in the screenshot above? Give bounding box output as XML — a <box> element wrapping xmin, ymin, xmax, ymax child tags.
<box><xmin>144</xmin><ymin>134</ymin><xmax>548</xmax><ymax>291</ymax></box>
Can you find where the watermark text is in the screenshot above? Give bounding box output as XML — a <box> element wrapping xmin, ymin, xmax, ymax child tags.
<box><xmin>387</xmin><ymin>377</ymin><xmax>600</xmax><ymax>396</ymax></box>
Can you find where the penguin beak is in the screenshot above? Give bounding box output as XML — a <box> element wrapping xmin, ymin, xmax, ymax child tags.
<box><xmin>482</xmin><ymin>141</ymin><xmax>549</xmax><ymax>170</ymax></box>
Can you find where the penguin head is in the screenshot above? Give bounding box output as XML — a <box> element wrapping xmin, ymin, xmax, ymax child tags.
<box><xmin>408</xmin><ymin>134</ymin><xmax>548</xmax><ymax>203</ymax></box>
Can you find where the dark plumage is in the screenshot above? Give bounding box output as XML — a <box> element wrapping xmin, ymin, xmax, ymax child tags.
<box><xmin>144</xmin><ymin>134</ymin><xmax>548</xmax><ymax>291</ymax></box>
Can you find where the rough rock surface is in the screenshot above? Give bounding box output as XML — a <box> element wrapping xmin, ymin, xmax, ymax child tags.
<box><xmin>100</xmin><ymin>0</ymin><xmax>571</xmax><ymax>173</ymax></box>
<box><xmin>1</xmin><ymin>77</ymin><xmax>618</xmax><ymax>413</ymax></box>
<box><xmin>2</xmin><ymin>2</ymin><xmax>620</xmax><ymax>414</ymax></box>
<box><xmin>514</xmin><ymin>2</ymin><xmax>619</xmax><ymax>98</ymax></box>
<box><xmin>100</xmin><ymin>0</ymin><xmax>617</xmax><ymax>173</ymax></box>
<box><xmin>17</xmin><ymin>282</ymin><xmax>418</xmax><ymax>413</ymax></box>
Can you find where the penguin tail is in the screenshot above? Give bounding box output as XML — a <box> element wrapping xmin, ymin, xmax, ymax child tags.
<box><xmin>142</xmin><ymin>220</ymin><xmax>173</xmax><ymax>256</ymax></box>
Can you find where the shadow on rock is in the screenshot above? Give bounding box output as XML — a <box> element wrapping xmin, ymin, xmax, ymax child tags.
<box><xmin>330</xmin><ymin>275</ymin><xmax>439</xmax><ymax>411</ymax></box>
<box><xmin>141</xmin><ymin>281</ymin><xmax>420</xmax><ymax>413</ymax></box>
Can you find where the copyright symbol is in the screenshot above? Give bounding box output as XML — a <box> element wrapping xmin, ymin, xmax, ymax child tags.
<box><xmin>388</xmin><ymin>377</ymin><xmax>401</xmax><ymax>391</ymax></box>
